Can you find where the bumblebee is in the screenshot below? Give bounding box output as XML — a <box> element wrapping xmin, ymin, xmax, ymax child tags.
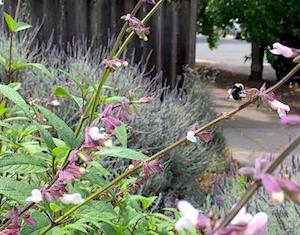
<box><xmin>228</xmin><ymin>83</ymin><xmax>246</xmax><ymax>100</ymax></box>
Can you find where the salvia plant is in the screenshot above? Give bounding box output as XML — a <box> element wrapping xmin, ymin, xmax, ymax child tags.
<box><xmin>0</xmin><ymin>0</ymin><xmax>300</xmax><ymax>235</ymax></box>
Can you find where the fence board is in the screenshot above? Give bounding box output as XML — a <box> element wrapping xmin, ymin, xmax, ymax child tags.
<box><xmin>3</xmin><ymin>0</ymin><xmax>196</xmax><ymax>87</ymax></box>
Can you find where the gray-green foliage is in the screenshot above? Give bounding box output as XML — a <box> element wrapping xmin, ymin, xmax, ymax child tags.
<box><xmin>0</xmin><ymin>28</ymin><xmax>226</xmax><ymax>207</ymax></box>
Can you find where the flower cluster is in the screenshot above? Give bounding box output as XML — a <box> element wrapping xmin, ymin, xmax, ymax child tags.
<box><xmin>101</xmin><ymin>104</ymin><xmax>129</xmax><ymax>132</ymax></box>
<box><xmin>2</xmin><ymin>208</ymin><xmax>36</xmax><ymax>235</ymax></box>
<box><xmin>102</xmin><ymin>58</ymin><xmax>128</xmax><ymax>72</ymax></box>
<box><xmin>121</xmin><ymin>14</ymin><xmax>150</xmax><ymax>41</ymax></box>
<box><xmin>239</xmin><ymin>155</ymin><xmax>300</xmax><ymax>205</ymax></box>
<box><xmin>83</xmin><ymin>126</ymin><xmax>112</xmax><ymax>150</ymax></box>
<box><xmin>175</xmin><ymin>200</ymin><xmax>268</xmax><ymax>235</ymax></box>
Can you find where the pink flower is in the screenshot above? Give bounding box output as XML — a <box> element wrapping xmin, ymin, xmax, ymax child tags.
<box><xmin>83</xmin><ymin>127</ymin><xmax>108</xmax><ymax>150</ymax></box>
<box><xmin>58</xmin><ymin>163</ymin><xmax>85</xmax><ymax>181</ymax></box>
<box><xmin>102</xmin><ymin>58</ymin><xmax>128</xmax><ymax>72</ymax></box>
<box><xmin>219</xmin><ymin>208</ymin><xmax>268</xmax><ymax>235</ymax></box>
<box><xmin>2</xmin><ymin>207</ymin><xmax>36</xmax><ymax>235</ymax></box>
<box><xmin>141</xmin><ymin>161</ymin><xmax>163</xmax><ymax>179</ymax></box>
<box><xmin>240</xmin><ymin>155</ymin><xmax>300</xmax><ymax>205</ymax></box>
<box><xmin>270</xmin><ymin>42</ymin><xmax>300</xmax><ymax>58</ymax></box>
<box><xmin>101</xmin><ymin>105</ymin><xmax>122</xmax><ymax>132</ymax></box>
<box><xmin>267</xmin><ymin>99</ymin><xmax>290</xmax><ymax>118</ymax></box>
<box><xmin>175</xmin><ymin>200</ymin><xmax>208</xmax><ymax>231</ymax></box>
<box><xmin>43</xmin><ymin>183</ymin><xmax>68</xmax><ymax>202</ymax></box>
<box><xmin>280</xmin><ymin>114</ymin><xmax>300</xmax><ymax>125</ymax></box>
<box><xmin>121</xmin><ymin>14</ymin><xmax>150</xmax><ymax>41</ymax></box>
<box><xmin>199</xmin><ymin>130</ymin><xmax>213</xmax><ymax>143</ymax></box>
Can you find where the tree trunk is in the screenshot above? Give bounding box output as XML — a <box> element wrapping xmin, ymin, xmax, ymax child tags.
<box><xmin>249</xmin><ymin>42</ymin><xmax>264</xmax><ymax>80</ymax></box>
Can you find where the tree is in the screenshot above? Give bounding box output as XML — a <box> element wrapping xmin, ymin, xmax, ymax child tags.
<box><xmin>197</xmin><ymin>0</ymin><xmax>300</xmax><ymax>80</ymax></box>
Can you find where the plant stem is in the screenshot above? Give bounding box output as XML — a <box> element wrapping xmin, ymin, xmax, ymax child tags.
<box><xmin>38</xmin><ymin>62</ymin><xmax>300</xmax><ymax>234</ymax></box>
<box><xmin>215</xmin><ymin>133</ymin><xmax>300</xmax><ymax>231</ymax></box>
<box><xmin>87</xmin><ymin>0</ymin><xmax>166</xmax><ymax>125</ymax></box>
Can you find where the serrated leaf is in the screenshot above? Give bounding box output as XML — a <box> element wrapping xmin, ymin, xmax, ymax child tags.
<box><xmin>0</xmin><ymin>84</ymin><xmax>30</xmax><ymax>114</ymax></box>
<box><xmin>0</xmin><ymin>156</ymin><xmax>48</xmax><ymax>174</ymax></box>
<box><xmin>96</xmin><ymin>146</ymin><xmax>148</xmax><ymax>160</ymax></box>
<box><xmin>3</xmin><ymin>12</ymin><xmax>16</xmax><ymax>32</ymax></box>
<box><xmin>293</xmin><ymin>55</ymin><xmax>300</xmax><ymax>63</ymax></box>
<box><xmin>13</xmin><ymin>63</ymin><xmax>52</xmax><ymax>78</ymax></box>
<box><xmin>113</xmin><ymin>124</ymin><xmax>127</xmax><ymax>148</ymax></box>
<box><xmin>36</xmin><ymin>105</ymin><xmax>79</xmax><ymax>149</ymax></box>
<box><xmin>15</xmin><ymin>22</ymin><xmax>32</xmax><ymax>32</ymax></box>
<box><xmin>0</xmin><ymin>177</ymin><xmax>35</xmax><ymax>203</ymax></box>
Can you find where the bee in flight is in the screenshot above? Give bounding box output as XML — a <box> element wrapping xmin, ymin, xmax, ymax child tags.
<box><xmin>228</xmin><ymin>83</ymin><xmax>246</xmax><ymax>100</ymax></box>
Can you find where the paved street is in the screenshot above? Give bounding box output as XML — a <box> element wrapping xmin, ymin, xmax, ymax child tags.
<box><xmin>195</xmin><ymin>35</ymin><xmax>300</xmax><ymax>165</ymax></box>
<box><xmin>195</xmin><ymin>35</ymin><xmax>276</xmax><ymax>81</ymax></box>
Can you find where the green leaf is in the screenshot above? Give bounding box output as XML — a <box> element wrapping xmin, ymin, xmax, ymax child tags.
<box><xmin>21</xmin><ymin>211</ymin><xmax>49</xmax><ymax>235</ymax></box>
<box><xmin>89</xmin><ymin>161</ymin><xmax>111</xmax><ymax>176</ymax></box>
<box><xmin>3</xmin><ymin>12</ymin><xmax>16</xmax><ymax>32</ymax></box>
<box><xmin>36</xmin><ymin>105</ymin><xmax>79</xmax><ymax>149</ymax></box>
<box><xmin>113</xmin><ymin>124</ymin><xmax>127</xmax><ymax>148</ymax></box>
<box><xmin>13</xmin><ymin>63</ymin><xmax>52</xmax><ymax>78</ymax></box>
<box><xmin>293</xmin><ymin>55</ymin><xmax>300</xmax><ymax>63</ymax></box>
<box><xmin>15</xmin><ymin>22</ymin><xmax>32</xmax><ymax>32</ymax></box>
<box><xmin>104</xmin><ymin>96</ymin><xmax>126</xmax><ymax>104</ymax></box>
<box><xmin>140</xmin><ymin>196</ymin><xmax>157</xmax><ymax>209</ymax></box>
<box><xmin>96</xmin><ymin>146</ymin><xmax>148</xmax><ymax>160</ymax></box>
<box><xmin>0</xmin><ymin>177</ymin><xmax>35</xmax><ymax>203</ymax></box>
<box><xmin>53</xmin><ymin>86</ymin><xmax>72</xmax><ymax>98</ymax></box>
<box><xmin>34</xmin><ymin>121</ymin><xmax>56</xmax><ymax>151</ymax></box>
<box><xmin>53</xmin><ymin>86</ymin><xmax>83</xmax><ymax>107</ymax></box>
<box><xmin>0</xmin><ymin>84</ymin><xmax>31</xmax><ymax>114</ymax></box>
<box><xmin>49</xmin><ymin>202</ymin><xmax>61</xmax><ymax>212</ymax></box>
<box><xmin>0</xmin><ymin>155</ymin><xmax>48</xmax><ymax>174</ymax></box>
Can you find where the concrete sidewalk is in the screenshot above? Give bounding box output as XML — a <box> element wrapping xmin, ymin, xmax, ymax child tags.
<box><xmin>212</xmin><ymin>87</ymin><xmax>300</xmax><ymax>166</ymax></box>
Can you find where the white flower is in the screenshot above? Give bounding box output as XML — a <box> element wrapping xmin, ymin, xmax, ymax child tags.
<box><xmin>270</xmin><ymin>42</ymin><xmax>294</xmax><ymax>58</ymax></box>
<box><xmin>175</xmin><ymin>200</ymin><xmax>199</xmax><ymax>230</ymax></box>
<box><xmin>50</xmin><ymin>100</ymin><xmax>60</xmax><ymax>106</ymax></box>
<box><xmin>60</xmin><ymin>193</ymin><xmax>84</xmax><ymax>204</ymax></box>
<box><xmin>103</xmin><ymin>139</ymin><xmax>113</xmax><ymax>148</ymax></box>
<box><xmin>268</xmin><ymin>100</ymin><xmax>290</xmax><ymax>118</ymax></box>
<box><xmin>187</xmin><ymin>131</ymin><xmax>197</xmax><ymax>143</ymax></box>
<box><xmin>25</xmin><ymin>189</ymin><xmax>43</xmax><ymax>203</ymax></box>
<box><xmin>231</xmin><ymin>207</ymin><xmax>253</xmax><ymax>225</ymax></box>
<box><xmin>89</xmin><ymin>127</ymin><xmax>107</xmax><ymax>141</ymax></box>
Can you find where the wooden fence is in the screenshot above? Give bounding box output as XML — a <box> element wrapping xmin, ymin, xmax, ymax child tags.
<box><xmin>3</xmin><ymin>0</ymin><xmax>196</xmax><ymax>87</ymax></box>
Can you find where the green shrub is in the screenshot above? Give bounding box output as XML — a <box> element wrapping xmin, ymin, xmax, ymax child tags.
<box><xmin>0</xmin><ymin>28</ymin><xmax>226</xmax><ymax>208</ymax></box>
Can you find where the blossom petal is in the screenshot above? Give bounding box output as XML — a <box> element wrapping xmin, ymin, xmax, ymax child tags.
<box><xmin>187</xmin><ymin>131</ymin><xmax>197</xmax><ymax>143</ymax></box>
<box><xmin>270</xmin><ymin>42</ymin><xmax>294</xmax><ymax>58</ymax></box>
<box><xmin>261</xmin><ymin>174</ymin><xmax>284</xmax><ymax>204</ymax></box>
<box><xmin>244</xmin><ymin>212</ymin><xmax>268</xmax><ymax>235</ymax></box>
<box><xmin>255</xmin><ymin>154</ymin><xmax>268</xmax><ymax>173</ymax></box>
<box><xmin>60</xmin><ymin>193</ymin><xmax>84</xmax><ymax>204</ymax></box>
<box><xmin>175</xmin><ymin>216</ymin><xmax>194</xmax><ymax>231</ymax></box>
<box><xmin>177</xmin><ymin>200</ymin><xmax>199</xmax><ymax>225</ymax></box>
<box><xmin>25</xmin><ymin>189</ymin><xmax>43</xmax><ymax>203</ymax></box>
<box><xmin>239</xmin><ymin>167</ymin><xmax>256</xmax><ymax>177</ymax></box>
<box><xmin>280</xmin><ymin>115</ymin><xmax>300</xmax><ymax>126</ymax></box>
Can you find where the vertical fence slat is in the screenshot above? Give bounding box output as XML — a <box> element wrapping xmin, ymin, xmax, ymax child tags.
<box><xmin>3</xmin><ymin>0</ymin><xmax>196</xmax><ymax>88</ymax></box>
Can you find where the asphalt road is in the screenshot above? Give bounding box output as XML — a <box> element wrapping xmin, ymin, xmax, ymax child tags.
<box><xmin>195</xmin><ymin>35</ymin><xmax>276</xmax><ymax>81</ymax></box>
